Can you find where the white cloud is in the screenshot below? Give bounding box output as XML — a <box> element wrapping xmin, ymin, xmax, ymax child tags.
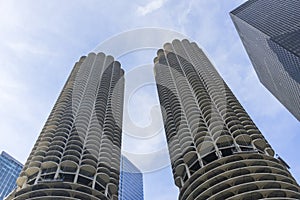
<box><xmin>0</xmin><ymin>1</ymin><xmax>299</xmax><ymax>199</ymax></box>
<box><xmin>6</xmin><ymin>42</ymin><xmax>56</xmax><ymax>57</ymax></box>
<box><xmin>0</xmin><ymin>65</ymin><xmax>45</xmax><ymax>164</ymax></box>
<box><xmin>177</xmin><ymin>1</ymin><xmax>193</xmax><ymax>33</ymax></box>
<box><xmin>137</xmin><ymin>0</ymin><xmax>168</xmax><ymax>16</ymax></box>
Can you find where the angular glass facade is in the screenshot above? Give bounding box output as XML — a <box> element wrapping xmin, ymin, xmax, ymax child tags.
<box><xmin>230</xmin><ymin>0</ymin><xmax>300</xmax><ymax>121</ymax></box>
<box><xmin>154</xmin><ymin>39</ymin><xmax>300</xmax><ymax>199</ymax></box>
<box><xmin>119</xmin><ymin>155</ymin><xmax>143</xmax><ymax>200</ymax></box>
<box><xmin>0</xmin><ymin>151</ymin><xmax>23</xmax><ymax>200</ymax></box>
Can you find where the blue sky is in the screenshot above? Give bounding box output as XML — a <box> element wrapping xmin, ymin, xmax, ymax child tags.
<box><xmin>0</xmin><ymin>1</ymin><xmax>299</xmax><ymax>199</ymax></box>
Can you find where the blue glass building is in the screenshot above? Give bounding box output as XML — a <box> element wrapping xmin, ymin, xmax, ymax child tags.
<box><xmin>230</xmin><ymin>0</ymin><xmax>300</xmax><ymax>121</ymax></box>
<box><xmin>0</xmin><ymin>151</ymin><xmax>23</xmax><ymax>200</ymax></box>
<box><xmin>119</xmin><ymin>155</ymin><xmax>143</xmax><ymax>200</ymax></box>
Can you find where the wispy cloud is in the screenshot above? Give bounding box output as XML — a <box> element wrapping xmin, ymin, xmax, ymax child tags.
<box><xmin>0</xmin><ymin>1</ymin><xmax>299</xmax><ymax>199</ymax></box>
<box><xmin>137</xmin><ymin>0</ymin><xmax>168</xmax><ymax>16</ymax></box>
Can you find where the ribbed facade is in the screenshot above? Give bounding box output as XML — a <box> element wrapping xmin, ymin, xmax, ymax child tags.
<box><xmin>0</xmin><ymin>151</ymin><xmax>23</xmax><ymax>200</ymax></box>
<box><xmin>230</xmin><ymin>0</ymin><xmax>300</xmax><ymax>121</ymax></box>
<box><xmin>154</xmin><ymin>39</ymin><xmax>300</xmax><ymax>199</ymax></box>
<box><xmin>14</xmin><ymin>52</ymin><xmax>125</xmax><ymax>200</ymax></box>
<box><xmin>118</xmin><ymin>156</ymin><xmax>143</xmax><ymax>200</ymax></box>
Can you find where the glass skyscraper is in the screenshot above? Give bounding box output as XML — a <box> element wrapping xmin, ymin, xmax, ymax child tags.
<box><xmin>230</xmin><ymin>0</ymin><xmax>300</xmax><ymax>121</ymax></box>
<box><xmin>0</xmin><ymin>151</ymin><xmax>23</xmax><ymax>200</ymax></box>
<box><xmin>118</xmin><ymin>155</ymin><xmax>143</xmax><ymax>200</ymax></box>
<box><xmin>154</xmin><ymin>39</ymin><xmax>300</xmax><ymax>199</ymax></box>
<box><xmin>12</xmin><ymin>53</ymin><xmax>125</xmax><ymax>200</ymax></box>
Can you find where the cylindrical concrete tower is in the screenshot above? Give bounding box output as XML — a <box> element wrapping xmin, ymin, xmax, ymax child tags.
<box><xmin>14</xmin><ymin>52</ymin><xmax>125</xmax><ymax>200</ymax></box>
<box><xmin>154</xmin><ymin>39</ymin><xmax>300</xmax><ymax>200</ymax></box>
